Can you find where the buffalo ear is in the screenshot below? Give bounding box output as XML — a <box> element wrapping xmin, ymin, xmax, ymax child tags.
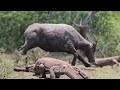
<box><xmin>92</xmin><ymin>43</ymin><xmax>96</xmax><ymax>52</ymax></box>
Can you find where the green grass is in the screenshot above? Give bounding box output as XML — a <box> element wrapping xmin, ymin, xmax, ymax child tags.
<box><xmin>78</xmin><ymin>65</ymin><xmax>120</xmax><ymax>79</ymax></box>
<box><xmin>1</xmin><ymin>48</ymin><xmax>120</xmax><ymax>79</ymax></box>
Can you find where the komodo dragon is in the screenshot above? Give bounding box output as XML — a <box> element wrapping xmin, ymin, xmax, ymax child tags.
<box><xmin>94</xmin><ymin>56</ymin><xmax>120</xmax><ymax>67</ymax></box>
<box><xmin>14</xmin><ymin>57</ymin><xmax>88</xmax><ymax>79</ymax></box>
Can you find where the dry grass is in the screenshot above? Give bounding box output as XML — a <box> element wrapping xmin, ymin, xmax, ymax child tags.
<box><xmin>1</xmin><ymin>48</ymin><xmax>120</xmax><ymax>79</ymax></box>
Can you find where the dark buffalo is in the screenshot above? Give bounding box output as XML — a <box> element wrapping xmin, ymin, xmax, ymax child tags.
<box><xmin>19</xmin><ymin>23</ymin><xmax>96</xmax><ymax>67</ymax></box>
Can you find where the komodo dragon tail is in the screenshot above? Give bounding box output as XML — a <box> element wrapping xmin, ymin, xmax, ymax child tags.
<box><xmin>14</xmin><ymin>68</ymin><xmax>28</xmax><ymax>72</ymax></box>
<box><xmin>72</xmin><ymin>66</ymin><xmax>89</xmax><ymax>79</ymax></box>
<box><xmin>14</xmin><ymin>64</ymin><xmax>35</xmax><ymax>72</ymax></box>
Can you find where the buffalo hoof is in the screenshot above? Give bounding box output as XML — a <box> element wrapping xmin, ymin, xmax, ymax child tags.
<box><xmin>85</xmin><ymin>64</ymin><xmax>91</xmax><ymax>67</ymax></box>
<box><xmin>71</xmin><ymin>62</ymin><xmax>76</xmax><ymax>66</ymax></box>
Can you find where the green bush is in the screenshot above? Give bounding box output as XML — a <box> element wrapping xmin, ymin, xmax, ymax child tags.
<box><xmin>0</xmin><ymin>11</ymin><xmax>42</xmax><ymax>52</ymax></box>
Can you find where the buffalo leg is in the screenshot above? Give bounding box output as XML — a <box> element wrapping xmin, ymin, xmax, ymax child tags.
<box><xmin>77</xmin><ymin>53</ymin><xmax>91</xmax><ymax>67</ymax></box>
<box><xmin>20</xmin><ymin>38</ymin><xmax>37</xmax><ymax>55</ymax></box>
<box><xmin>72</xmin><ymin>52</ymin><xmax>91</xmax><ymax>67</ymax></box>
<box><xmin>71</xmin><ymin>53</ymin><xmax>77</xmax><ymax>66</ymax></box>
<box><xmin>64</xmin><ymin>43</ymin><xmax>78</xmax><ymax>66</ymax></box>
<box><xmin>19</xmin><ymin>38</ymin><xmax>37</xmax><ymax>64</ymax></box>
<box><xmin>65</xmin><ymin>43</ymin><xmax>91</xmax><ymax>67</ymax></box>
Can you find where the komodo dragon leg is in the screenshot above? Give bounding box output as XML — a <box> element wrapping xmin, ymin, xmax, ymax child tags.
<box><xmin>49</xmin><ymin>69</ymin><xmax>56</xmax><ymax>79</ymax></box>
<box><xmin>49</xmin><ymin>65</ymin><xmax>66</xmax><ymax>79</ymax></box>
<box><xmin>72</xmin><ymin>66</ymin><xmax>89</xmax><ymax>79</ymax></box>
<box><xmin>49</xmin><ymin>65</ymin><xmax>89</xmax><ymax>79</ymax></box>
<box><xmin>112</xmin><ymin>59</ymin><xmax>119</xmax><ymax>66</ymax></box>
<box><xmin>110</xmin><ymin>59</ymin><xmax>119</xmax><ymax>69</ymax></box>
<box><xmin>35</xmin><ymin>64</ymin><xmax>46</xmax><ymax>78</ymax></box>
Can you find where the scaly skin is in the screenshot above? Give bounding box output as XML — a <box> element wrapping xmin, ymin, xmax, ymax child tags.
<box><xmin>34</xmin><ymin>57</ymin><xmax>88</xmax><ymax>79</ymax></box>
<box><xmin>49</xmin><ymin>65</ymin><xmax>88</xmax><ymax>79</ymax></box>
<box><xmin>95</xmin><ymin>56</ymin><xmax>120</xmax><ymax>67</ymax></box>
<box><xmin>14</xmin><ymin>57</ymin><xmax>88</xmax><ymax>79</ymax></box>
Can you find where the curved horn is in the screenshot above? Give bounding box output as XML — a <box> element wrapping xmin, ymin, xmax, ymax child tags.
<box><xmin>73</xmin><ymin>21</ymin><xmax>81</xmax><ymax>28</ymax></box>
<box><xmin>93</xmin><ymin>35</ymin><xmax>97</xmax><ymax>45</ymax></box>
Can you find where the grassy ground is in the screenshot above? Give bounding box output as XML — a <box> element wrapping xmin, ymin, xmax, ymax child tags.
<box><xmin>0</xmin><ymin>48</ymin><xmax>120</xmax><ymax>79</ymax></box>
